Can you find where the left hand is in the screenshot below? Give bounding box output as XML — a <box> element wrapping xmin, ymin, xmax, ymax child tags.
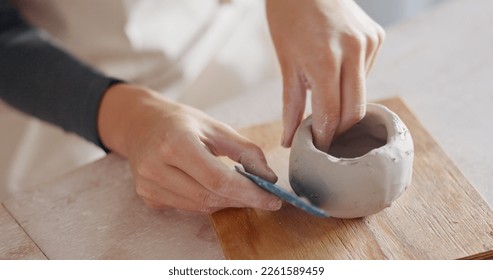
<box><xmin>97</xmin><ymin>84</ymin><xmax>281</xmax><ymax>213</ymax></box>
<box><xmin>266</xmin><ymin>0</ymin><xmax>385</xmax><ymax>151</ymax></box>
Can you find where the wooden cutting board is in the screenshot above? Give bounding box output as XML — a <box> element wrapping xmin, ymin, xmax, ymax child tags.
<box><xmin>210</xmin><ymin>97</ymin><xmax>493</xmax><ymax>260</ymax></box>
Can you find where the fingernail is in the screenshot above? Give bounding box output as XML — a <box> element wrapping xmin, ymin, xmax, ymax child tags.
<box><xmin>281</xmin><ymin>133</ymin><xmax>287</xmax><ymax>147</ymax></box>
<box><xmin>312</xmin><ymin>127</ymin><xmax>331</xmax><ymax>152</ymax></box>
<box><xmin>266</xmin><ymin>167</ymin><xmax>278</xmax><ymax>183</ymax></box>
<box><xmin>268</xmin><ymin>199</ymin><xmax>282</xmax><ymax>210</ymax></box>
<box><xmin>256</xmin><ymin>164</ymin><xmax>278</xmax><ymax>183</ymax></box>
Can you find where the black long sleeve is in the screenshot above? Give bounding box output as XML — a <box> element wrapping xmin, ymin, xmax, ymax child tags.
<box><xmin>0</xmin><ymin>0</ymin><xmax>119</xmax><ymax>149</ymax></box>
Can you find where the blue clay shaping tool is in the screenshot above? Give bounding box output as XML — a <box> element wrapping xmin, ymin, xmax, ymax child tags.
<box><xmin>235</xmin><ymin>166</ymin><xmax>330</xmax><ymax>218</ymax></box>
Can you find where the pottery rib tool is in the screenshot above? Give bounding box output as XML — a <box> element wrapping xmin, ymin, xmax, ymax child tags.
<box><xmin>235</xmin><ymin>166</ymin><xmax>330</xmax><ymax>218</ymax></box>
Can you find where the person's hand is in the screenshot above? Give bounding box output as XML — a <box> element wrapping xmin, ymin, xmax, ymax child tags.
<box><xmin>266</xmin><ymin>0</ymin><xmax>385</xmax><ymax>151</ymax></box>
<box><xmin>98</xmin><ymin>84</ymin><xmax>281</xmax><ymax>213</ymax></box>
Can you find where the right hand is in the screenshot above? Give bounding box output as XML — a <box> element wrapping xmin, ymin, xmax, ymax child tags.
<box><xmin>266</xmin><ymin>0</ymin><xmax>385</xmax><ymax>151</ymax></box>
<box><xmin>98</xmin><ymin>84</ymin><xmax>282</xmax><ymax>213</ymax></box>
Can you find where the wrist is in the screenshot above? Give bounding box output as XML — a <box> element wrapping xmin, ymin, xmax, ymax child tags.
<box><xmin>97</xmin><ymin>83</ymin><xmax>158</xmax><ymax>156</ymax></box>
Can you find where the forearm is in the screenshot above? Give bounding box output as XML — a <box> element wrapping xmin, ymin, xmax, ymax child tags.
<box><xmin>0</xmin><ymin>0</ymin><xmax>119</xmax><ymax>149</ymax></box>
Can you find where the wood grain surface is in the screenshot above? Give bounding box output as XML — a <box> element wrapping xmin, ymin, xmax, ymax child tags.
<box><xmin>0</xmin><ymin>203</ymin><xmax>46</xmax><ymax>259</ymax></box>
<box><xmin>3</xmin><ymin>155</ymin><xmax>224</xmax><ymax>260</ymax></box>
<box><xmin>210</xmin><ymin>97</ymin><xmax>493</xmax><ymax>260</ymax></box>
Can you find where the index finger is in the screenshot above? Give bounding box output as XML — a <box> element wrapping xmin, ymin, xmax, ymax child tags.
<box><xmin>168</xmin><ymin>136</ymin><xmax>282</xmax><ymax>211</ymax></box>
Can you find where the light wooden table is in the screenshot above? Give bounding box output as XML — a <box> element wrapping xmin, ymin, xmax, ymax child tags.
<box><xmin>0</xmin><ymin>204</ymin><xmax>46</xmax><ymax>259</ymax></box>
<box><xmin>1</xmin><ymin>0</ymin><xmax>492</xmax><ymax>259</ymax></box>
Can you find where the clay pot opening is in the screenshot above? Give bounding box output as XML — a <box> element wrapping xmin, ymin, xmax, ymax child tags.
<box><xmin>327</xmin><ymin>112</ymin><xmax>388</xmax><ymax>159</ymax></box>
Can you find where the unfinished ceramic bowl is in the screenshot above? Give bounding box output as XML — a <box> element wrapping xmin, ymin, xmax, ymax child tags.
<box><xmin>289</xmin><ymin>103</ymin><xmax>414</xmax><ymax>218</ymax></box>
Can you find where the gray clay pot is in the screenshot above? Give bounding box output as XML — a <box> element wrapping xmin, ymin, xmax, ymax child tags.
<box><xmin>289</xmin><ymin>103</ymin><xmax>414</xmax><ymax>218</ymax></box>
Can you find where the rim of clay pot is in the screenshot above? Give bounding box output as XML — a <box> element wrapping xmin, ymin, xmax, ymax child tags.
<box><xmin>301</xmin><ymin>103</ymin><xmax>405</xmax><ymax>162</ymax></box>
